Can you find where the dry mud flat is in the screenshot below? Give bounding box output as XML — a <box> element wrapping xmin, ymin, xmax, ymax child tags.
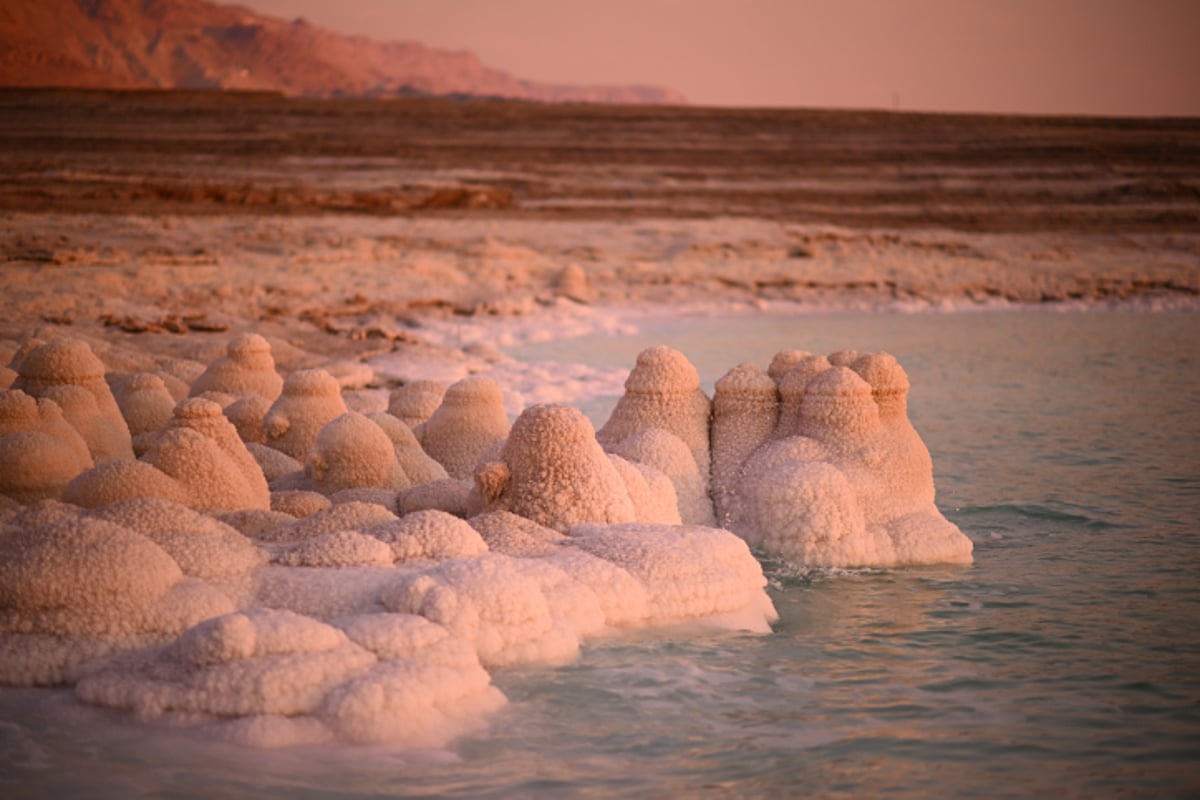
<box><xmin>0</xmin><ymin>88</ymin><xmax>1198</xmax><ymax>374</ymax></box>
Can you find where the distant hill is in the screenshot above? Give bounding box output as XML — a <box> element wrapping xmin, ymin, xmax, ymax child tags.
<box><xmin>0</xmin><ymin>0</ymin><xmax>686</xmax><ymax>104</ymax></box>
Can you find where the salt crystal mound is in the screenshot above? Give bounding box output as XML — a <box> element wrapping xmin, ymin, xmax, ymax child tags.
<box><xmin>606</xmin><ymin>427</ymin><xmax>716</xmax><ymax>526</ymax></box>
<box><xmin>596</xmin><ymin>345</ymin><xmax>713</xmax><ymax>516</ymax></box>
<box><xmin>468</xmin><ymin>511</ymin><xmax>567</xmax><ymax>557</ymax></box>
<box><xmin>188</xmin><ymin>334</ymin><xmax>284</xmax><ymax>403</ymax></box>
<box><xmin>222</xmin><ymin>394</ymin><xmax>270</xmax><ymax>445</ymax></box>
<box><xmin>11</xmin><ymin>338</ymin><xmax>134</xmax><ymax>463</ymax></box>
<box><xmin>387</xmin><ymin>380</ymin><xmax>447</xmax><ymax>429</ymax></box>
<box><xmin>307</xmin><ymin>412</ymin><xmax>412</xmax><ymax>495</ymax></box>
<box><xmin>367</xmin><ymin>509</ymin><xmax>489</xmax><ymax>563</ymax></box>
<box><xmin>473</xmin><ymin>403</ymin><xmax>640</xmax><ymax>533</ymax></box>
<box><xmin>253</xmin><ymin>500</ymin><xmax>398</xmax><ymax>544</ymax></box>
<box><xmin>0</xmin><ymin>389</ymin><xmax>93</xmax><ymax>504</ymax></box>
<box><xmin>418</xmin><ymin>376</ymin><xmax>510</xmax><ymax>480</ymax></box>
<box><xmin>74</xmin><ymin>608</ymin><xmax>505</xmax><ymax>748</ymax></box>
<box><xmin>396</xmin><ymin>477</ymin><xmax>472</xmax><ymax>517</ymax></box>
<box><xmin>365</xmin><ymin>411</ymin><xmax>448</xmax><ymax>486</ymax></box>
<box><xmin>261</xmin><ymin>369</ymin><xmax>347</xmax><ymax>461</ymax></box>
<box><xmin>247</xmin><ymin>442</ymin><xmax>302</xmax><ymax>483</ymax></box>
<box><xmin>62</xmin><ymin>398</ymin><xmax>271</xmax><ymax>512</ymax></box>
<box><xmin>0</xmin><ymin>503</ymin><xmax>234</xmax><ymax>686</ymax></box>
<box><xmin>110</xmin><ymin>373</ymin><xmax>175</xmax><ymax>445</ymax></box>
<box><xmin>720</xmin><ymin>352</ymin><xmax>973</xmax><ymax>568</ymax></box>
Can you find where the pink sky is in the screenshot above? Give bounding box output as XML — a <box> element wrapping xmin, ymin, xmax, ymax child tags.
<box><xmin>236</xmin><ymin>0</ymin><xmax>1199</xmax><ymax>116</ymax></box>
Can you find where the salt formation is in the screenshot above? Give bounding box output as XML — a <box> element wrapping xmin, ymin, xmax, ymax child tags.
<box><xmin>0</xmin><ymin>503</ymin><xmax>234</xmax><ymax>686</ymax></box>
<box><xmin>396</xmin><ymin>478</ymin><xmax>473</xmax><ymax>517</ymax></box>
<box><xmin>307</xmin><ymin>412</ymin><xmax>410</xmax><ymax>495</ymax></box>
<box><xmin>189</xmin><ymin>333</ymin><xmax>283</xmax><ymax>402</ymax></box>
<box><xmin>364</xmin><ymin>411</ymin><xmax>448</xmax><ymax>485</ymax></box>
<box><xmin>0</xmin><ymin>389</ymin><xmax>93</xmax><ymax>503</ymax></box>
<box><xmin>75</xmin><ymin>608</ymin><xmax>505</xmax><ymax>748</ymax></box>
<box><xmin>11</xmin><ymin>338</ymin><xmax>133</xmax><ymax>463</ymax></box>
<box><xmin>419</xmin><ymin>376</ymin><xmax>510</xmax><ymax>480</ymax></box>
<box><xmin>606</xmin><ymin>428</ymin><xmax>714</xmax><ymax>526</ymax></box>
<box><xmin>596</xmin><ymin>345</ymin><xmax>713</xmax><ymax>522</ymax></box>
<box><xmin>722</xmin><ymin>351</ymin><xmax>972</xmax><ymax>567</ymax></box>
<box><xmin>468</xmin><ymin>511</ymin><xmax>567</xmax><ymax>557</ymax></box>
<box><xmin>110</xmin><ymin>373</ymin><xmax>176</xmax><ymax>452</ymax></box>
<box><xmin>222</xmin><ymin>394</ymin><xmax>270</xmax><ymax>444</ymax></box>
<box><xmin>387</xmin><ymin>380</ymin><xmax>447</xmax><ymax>429</ymax></box>
<box><xmin>474</xmin><ymin>403</ymin><xmax>655</xmax><ymax>532</ymax></box>
<box><xmin>368</xmin><ymin>509</ymin><xmax>489</xmax><ymax>563</ymax></box>
<box><xmin>710</xmin><ymin>363</ymin><xmax>779</xmax><ymax>524</ymax></box>
<box><xmin>261</xmin><ymin>369</ymin><xmax>347</xmax><ymax>461</ymax></box>
<box><xmin>63</xmin><ymin>398</ymin><xmax>270</xmax><ymax>512</ymax></box>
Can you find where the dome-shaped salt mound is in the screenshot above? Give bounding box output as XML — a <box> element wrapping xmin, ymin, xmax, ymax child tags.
<box><xmin>468</xmin><ymin>511</ymin><xmax>567</xmax><ymax>557</ymax></box>
<box><xmin>111</xmin><ymin>373</ymin><xmax>175</xmax><ymax>440</ymax></box>
<box><xmin>366</xmin><ymin>412</ymin><xmax>447</xmax><ymax>485</ymax></box>
<box><xmin>189</xmin><ymin>333</ymin><xmax>283</xmax><ymax>403</ymax></box>
<box><xmin>62</xmin><ymin>398</ymin><xmax>270</xmax><ymax>512</ymax></box>
<box><xmin>710</xmin><ymin>363</ymin><xmax>778</xmax><ymax>524</ymax></box>
<box><xmin>308</xmin><ymin>412</ymin><xmax>411</xmax><ymax>495</ymax></box>
<box><xmin>274</xmin><ymin>529</ymin><xmax>396</xmax><ymax>567</ymax></box>
<box><xmin>366</xmin><ymin>509</ymin><xmax>488</xmax><ymax>563</ymax></box>
<box><xmin>0</xmin><ymin>389</ymin><xmax>94</xmax><ymax>503</ymax></box>
<box><xmin>419</xmin><ymin>376</ymin><xmax>510</xmax><ymax>480</ymax></box>
<box><xmin>256</xmin><ymin>500</ymin><xmax>397</xmax><ymax>544</ymax></box>
<box><xmin>11</xmin><ymin>338</ymin><xmax>133</xmax><ymax>463</ymax></box>
<box><xmin>387</xmin><ymin>380</ymin><xmax>447</xmax><ymax>430</ymax></box>
<box><xmin>605</xmin><ymin>427</ymin><xmax>714</xmax><ymax>526</ymax></box>
<box><xmin>397</xmin><ymin>478</ymin><xmax>472</xmax><ymax>517</ymax></box>
<box><xmin>597</xmin><ymin>345</ymin><xmax>712</xmax><ymax>487</ymax></box>
<box><xmin>261</xmin><ymin>369</ymin><xmax>347</xmax><ymax>461</ymax></box>
<box><xmin>0</xmin><ymin>506</ymin><xmax>234</xmax><ymax>685</ymax></box>
<box><xmin>774</xmin><ymin>354</ymin><xmax>831</xmax><ymax>438</ymax></box>
<box><xmin>474</xmin><ymin>403</ymin><xmax>636</xmax><ymax>533</ymax></box>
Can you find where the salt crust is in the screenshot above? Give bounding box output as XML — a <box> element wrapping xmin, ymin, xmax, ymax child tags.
<box><xmin>0</xmin><ymin>334</ymin><xmax>970</xmax><ymax>749</ymax></box>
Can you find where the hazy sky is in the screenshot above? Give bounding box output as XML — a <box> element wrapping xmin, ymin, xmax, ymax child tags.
<box><xmin>236</xmin><ymin>0</ymin><xmax>1200</xmax><ymax>116</ymax></box>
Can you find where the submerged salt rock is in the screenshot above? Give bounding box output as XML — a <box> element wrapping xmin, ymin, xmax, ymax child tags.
<box><xmin>597</xmin><ymin>345</ymin><xmax>712</xmax><ymax>481</ymax></box>
<box><xmin>710</xmin><ymin>363</ymin><xmax>779</xmax><ymax>525</ymax></box>
<box><xmin>261</xmin><ymin>369</ymin><xmax>347</xmax><ymax>461</ymax></box>
<box><xmin>308</xmin><ymin>412</ymin><xmax>410</xmax><ymax>496</ymax></box>
<box><xmin>468</xmin><ymin>511</ymin><xmax>567</xmax><ymax>557</ymax></box>
<box><xmin>475</xmin><ymin>404</ymin><xmax>635</xmax><ymax>533</ymax></box>
<box><xmin>607</xmin><ymin>427</ymin><xmax>714</xmax><ymax>527</ymax></box>
<box><xmin>387</xmin><ymin>381</ymin><xmax>447</xmax><ymax>430</ymax></box>
<box><xmin>11</xmin><ymin>338</ymin><xmax>133</xmax><ymax>463</ymax></box>
<box><xmin>76</xmin><ymin>609</ymin><xmax>375</xmax><ymax>723</ymax></box>
<box><xmin>367</xmin><ymin>509</ymin><xmax>488</xmax><ymax>563</ymax></box>
<box><xmin>396</xmin><ymin>478</ymin><xmax>472</xmax><ymax>517</ymax></box>
<box><xmin>420</xmin><ymin>376</ymin><xmax>510</xmax><ymax>480</ymax></box>
<box><xmin>189</xmin><ymin>334</ymin><xmax>283</xmax><ymax>403</ymax></box>
<box><xmin>568</xmin><ymin>523</ymin><xmax>778</xmax><ymax>633</ymax></box>
<box><xmin>111</xmin><ymin>373</ymin><xmax>175</xmax><ymax>438</ymax></box>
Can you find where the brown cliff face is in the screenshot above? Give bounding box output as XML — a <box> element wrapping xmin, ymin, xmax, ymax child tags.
<box><xmin>0</xmin><ymin>0</ymin><xmax>686</xmax><ymax>104</ymax></box>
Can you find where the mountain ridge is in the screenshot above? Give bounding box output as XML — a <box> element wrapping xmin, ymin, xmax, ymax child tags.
<box><xmin>0</xmin><ymin>0</ymin><xmax>687</xmax><ymax>104</ymax></box>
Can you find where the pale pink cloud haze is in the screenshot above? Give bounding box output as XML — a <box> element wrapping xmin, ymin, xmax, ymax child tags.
<box><xmin>236</xmin><ymin>0</ymin><xmax>1200</xmax><ymax>116</ymax></box>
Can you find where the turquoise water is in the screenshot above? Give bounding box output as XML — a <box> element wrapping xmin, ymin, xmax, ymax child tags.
<box><xmin>3</xmin><ymin>310</ymin><xmax>1199</xmax><ymax>797</ymax></box>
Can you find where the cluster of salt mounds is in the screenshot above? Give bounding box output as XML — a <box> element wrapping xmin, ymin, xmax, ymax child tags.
<box><xmin>0</xmin><ymin>335</ymin><xmax>778</xmax><ymax>749</ymax></box>
<box><xmin>0</xmin><ymin>333</ymin><xmax>967</xmax><ymax>749</ymax></box>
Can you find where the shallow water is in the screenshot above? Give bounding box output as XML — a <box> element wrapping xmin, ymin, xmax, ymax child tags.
<box><xmin>4</xmin><ymin>310</ymin><xmax>1199</xmax><ymax>798</ymax></box>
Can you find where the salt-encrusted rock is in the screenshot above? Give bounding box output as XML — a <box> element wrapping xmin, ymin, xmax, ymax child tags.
<box><xmin>597</xmin><ymin>345</ymin><xmax>711</xmax><ymax>482</ymax></box>
<box><xmin>12</xmin><ymin>339</ymin><xmax>133</xmax><ymax>463</ymax></box>
<box><xmin>420</xmin><ymin>376</ymin><xmax>509</xmax><ymax>480</ymax></box>
<box><xmin>387</xmin><ymin>380</ymin><xmax>447</xmax><ymax>430</ymax></box>
<box><xmin>474</xmin><ymin>404</ymin><xmax>635</xmax><ymax>533</ymax></box>
<box><xmin>261</xmin><ymin>369</ymin><xmax>347</xmax><ymax>461</ymax></box>
<box><xmin>189</xmin><ymin>333</ymin><xmax>283</xmax><ymax>403</ymax></box>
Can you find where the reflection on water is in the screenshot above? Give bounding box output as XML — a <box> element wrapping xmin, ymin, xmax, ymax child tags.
<box><xmin>4</xmin><ymin>310</ymin><xmax>1199</xmax><ymax>798</ymax></box>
